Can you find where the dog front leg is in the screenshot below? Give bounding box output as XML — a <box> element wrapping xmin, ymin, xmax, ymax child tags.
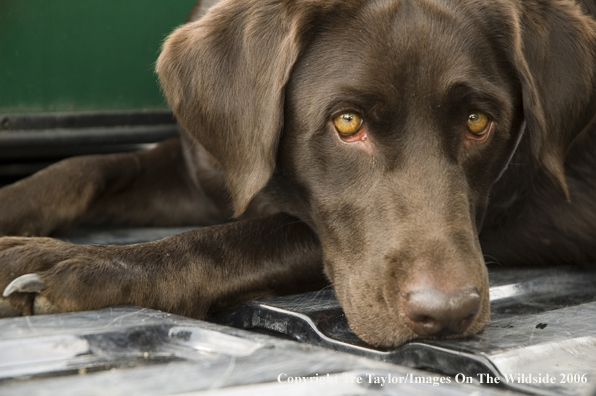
<box><xmin>0</xmin><ymin>213</ymin><xmax>326</xmax><ymax>317</ymax></box>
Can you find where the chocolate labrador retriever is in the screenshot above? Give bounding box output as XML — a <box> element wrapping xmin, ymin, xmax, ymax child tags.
<box><xmin>1</xmin><ymin>0</ymin><xmax>596</xmax><ymax>348</ymax></box>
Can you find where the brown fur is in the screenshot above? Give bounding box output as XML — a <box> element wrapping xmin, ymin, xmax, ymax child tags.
<box><xmin>1</xmin><ymin>0</ymin><xmax>596</xmax><ymax>347</ymax></box>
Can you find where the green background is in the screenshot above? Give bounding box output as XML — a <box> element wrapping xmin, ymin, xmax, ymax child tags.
<box><xmin>0</xmin><ymin>0</ymin><xmax>196</xmax><ymax>114</ymax></box>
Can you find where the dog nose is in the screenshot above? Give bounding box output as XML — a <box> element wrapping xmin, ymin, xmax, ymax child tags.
<box><xmin>401</xmin><ymin>287</ymin><xmax>480</xmax><ymax>337</ymax></box>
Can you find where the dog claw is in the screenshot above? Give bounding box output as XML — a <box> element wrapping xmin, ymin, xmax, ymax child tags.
<box><xmin>3</xmin><ymin>274</ymin><xmax>46</xmax><ymax>297</ymax></box>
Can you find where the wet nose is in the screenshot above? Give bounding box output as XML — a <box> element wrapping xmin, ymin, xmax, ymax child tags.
<box><xmin>401</xmin><ymin>287</ymin><xmax>480</xmax><ymax>337</ymax></box>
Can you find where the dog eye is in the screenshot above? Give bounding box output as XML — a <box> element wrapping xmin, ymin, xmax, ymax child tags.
<box><xmin>333</xmin><ymin>112</ymin><xmax>363</xmax><ymax>135</ymax></box>
<box><xmin>466</xmin><ymin>111</ymin><xmax>490</xmax><ymax>135</ymax></box>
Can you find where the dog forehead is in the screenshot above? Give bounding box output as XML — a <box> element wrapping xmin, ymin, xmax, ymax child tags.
<box><xmin>292</xmin><ymin>0</ymin><xmax>499</xmax><ymax>107</ymax></box>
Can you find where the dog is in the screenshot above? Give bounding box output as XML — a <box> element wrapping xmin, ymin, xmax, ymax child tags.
<box><xmin>1</xmin><ymin>0</ymin><xmax>596</xmax><ymax>348</ymax></box>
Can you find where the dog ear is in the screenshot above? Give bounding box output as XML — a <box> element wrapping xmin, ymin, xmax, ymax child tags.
<box><xmin>504</xmin><ymin>1</ymin><xmax>596</xmax><ymax>199</ymax></box>
<box><xmin>157</xmin><ymin>0</ymin><xmax>338</xmax><ymax>216</ymax></box>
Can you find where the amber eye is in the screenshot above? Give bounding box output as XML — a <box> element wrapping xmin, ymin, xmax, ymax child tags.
<box><xmin>467</xmin><ymin>111</ymin><xmax>490</xmax><ymax>135</ymax></box>
<box><xmin>333</xmin><ymin>112</ymin><xmax>363</xmax><ymax>135</ymax></box>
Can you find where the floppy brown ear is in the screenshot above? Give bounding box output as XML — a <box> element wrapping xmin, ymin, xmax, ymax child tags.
<box><xmin>506</xmin><ymin>0</ymin><xmax>596</xmax><ymax>199</ymax></box>
<box><xmin>157</xmin><ymin>0</ymin><xmax>338</xmax><ymax>216</ymax></box>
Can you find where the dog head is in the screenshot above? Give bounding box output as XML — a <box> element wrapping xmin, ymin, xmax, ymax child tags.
<box><xmin>157</xmin><ymin>0</ymin><xmax>596</xmax><ymax>347</ymax></box>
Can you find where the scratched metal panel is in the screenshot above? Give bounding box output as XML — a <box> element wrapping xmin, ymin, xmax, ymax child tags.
<box><xmin>1</xmin><ymin>227</ymin><xmax>594</xmax><ymax>395</ymax></box>
<box><xmin>0</xmin><ymin>307</ymin><xmax>518</xmax><ymax>396</ymax></box>
<box><xmin>213</xmin><ymin>266</ymin><xmax>596</xmax><ymax>396</ymax></box>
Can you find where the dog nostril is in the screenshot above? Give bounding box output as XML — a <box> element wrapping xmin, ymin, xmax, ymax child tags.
<box><xmin>401</xmin><ymin>287</ymin><xmax>480</xmax><ymax>337</ymax></box>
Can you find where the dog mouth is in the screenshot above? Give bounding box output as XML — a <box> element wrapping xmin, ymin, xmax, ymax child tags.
<box><xmin>338</xmin><ymin>285</ymin><xmax>489</xmax><ymax>347</ymax></box>
<box><xmin>328</xmin><ymin>253</ymin><xmax>490</xmax><ymax>348</ymax></box>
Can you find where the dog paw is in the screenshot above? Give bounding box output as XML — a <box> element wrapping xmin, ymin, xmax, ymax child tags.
<box><xmin>0</xmin><ymin>236</ymin><xmax>125</xmax><ymax>316</ymax></box>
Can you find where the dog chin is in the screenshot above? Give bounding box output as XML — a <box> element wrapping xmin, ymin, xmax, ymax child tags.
<box><xmin>338</xmin><ymin>285</ymin><xmax>491</xmax><ymax>348</ymax></box>
<box><xmin>348</xmin><ymin>311</ymin><xmax>490</xmax><ymax>348</ymax></box>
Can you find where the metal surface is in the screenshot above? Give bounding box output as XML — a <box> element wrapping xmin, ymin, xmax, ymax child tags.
<box><xmin>1</xmin><ymin>227</ymin><xmax>594</xmax><ymax>395</ymax></box>
<box><xmin>213</xmin><ymin>266</ymin><xmax>596</xmax><ymax>396</ymax></box>
<box><xmin>0</xmin><ymin>125</ymin><xmax>177</xmax><ymax>148</ymax></box>
<box><xmin>0</xmin><ymin>111</ymin><xmax>179</xmax><ymax>185</ymax></box>
<box><xmin>0</xmin><ymin>307</ymin><xmax>518</xmax><ymax>396</ymax></box>
<box><xmin>0</xmin><ymin>111</ymin><xmax>176</xmax><ymax>131</ymax></box>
